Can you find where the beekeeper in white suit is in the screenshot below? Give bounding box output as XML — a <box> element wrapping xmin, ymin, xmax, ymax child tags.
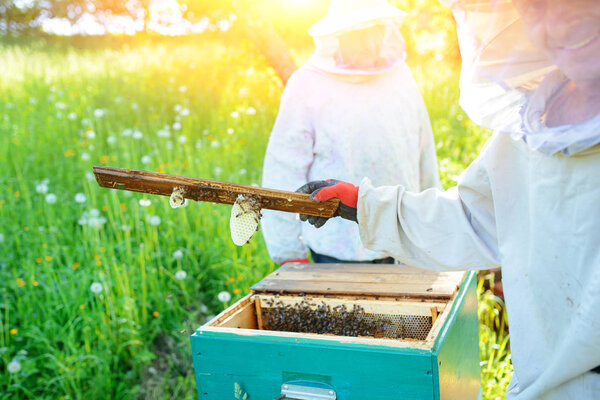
<box><xmin>299</xmin><ymin>0</ymin><xmax>600</xmax><ymax>398</ymax></box>
<box><xmin>261</xmin><ymin>0</ymin><xmax>441</xmax><ymax>265</ymax></box>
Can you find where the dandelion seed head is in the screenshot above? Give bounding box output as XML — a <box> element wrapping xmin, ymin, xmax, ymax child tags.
<box><xmin>217</xmin><ymin>291</ymin><xmax>231</xmax><ymax>302</ymax></box>
<box><xmin>230</xmin><ymin>111</ymin><xmax>239</xmax><ymax>119</ymax></box>
<box><xmin>139</xmin><ymin>199</ymin><xmax>151</xmax><ymax>207</ymax></box>
<box><xmin>141</xmin><ymin>155</ymin><xmax>151</xmax><ymax>164</ymax></box>
<box><xmin>180</xmin><ymin>108</ymin><xmax>190</xmax><ymax>116</ymax></box>
<box><xmin>7</xmin><ymin>359</ymin><xmax>21</xmax><ymax>374</ymax></box>
<box><xmin>74</xmin><ymin>193</ymin><xmax>86</xmax><ymax>203</ymax></box>
<box><xmin>148</xmin><ymin>216</ymin><xmax>161</xmax><ymax>226</ymax></box>
<box><xmin>178</xmin><ymin>135</ymin><xmax>186</xmax><ymax>144</ymax></box>
<box><xmin>132</xmin><ymin>130</ymin><xmax>143</xmax><ymax>139</ymax></box>
<box><xmin>158</xmin><ymin>128</ymin><xmax>171</xmax><ymax>138</ymax></box>
<box><xmin>36</xmin><ymin>182</ymin><xmax>49</xmax><ymax>194</ymax></box>
<box><xmin>210</xmin><ymin>140</ymin><xmax>219</xmax><ymax>148</ymax></box>
<box><xmin>195</xmin><ymin>140</ymin><xmax>202</xmax><ymax>149</ymax></box>
<box><xmin>90</xmin><ymin>282</ymin><xmax>103</xmax><ymax>294</ymax></box>
<box><xmin>68</xmin><ymin>112</ymin><xmax>77</xmax><ymax>120</ymax></box>
<box><xmin>172</xmin><ymin>249</ymin><xmax>184</xmax><ymax>260</ymax></box>
<box><xmin>172</xmin><ymin>122</ymin><xmax>182</xmax><ymax>131</ymax></box>
<box><xmin>86</xmin><ymin>130</ymin><xmax>96</xmax><ymax>139</ymax></box>
<box><xmin>227</xmin><ymin>128</ymin><xmax>234</xmax><ymax>135</ymax></box>
<box><xmin>178</xmin><ymin>85</ymin><xmax>187</xmax><ymax>93</ymax></box>
<box><xmin>107</xmin><ymin>136</ymin><xmax>116</xmax><ymax>144</ymax></box>
<box><xmin>174</xmin><ymin>104</ymin><xmax>182</xmax><ymax>112</ymax></box>
<box><xmin>45</xmin><ymin>193</ymin><xmax>57</xmax><ymax>204</ymax></box>
<box><xmin>122</xmin><ymin>128</ymin><xmax>133</xmax><ymax>137</ymax></box>
<box><xmin>93</xmin><ymin>109</ymin><xmax>105</xmax><ymax>118</ymax></box>
<box><xmin>175</xmin><ymin>270</ymin><xmax>187</xmax><ymax>280</ymax></box>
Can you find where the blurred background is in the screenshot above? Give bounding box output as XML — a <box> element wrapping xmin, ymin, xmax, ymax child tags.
<box><xmin>0</xmin><ymin>0</ymin><xmax>510</xmax><ymax>399</ymax></box>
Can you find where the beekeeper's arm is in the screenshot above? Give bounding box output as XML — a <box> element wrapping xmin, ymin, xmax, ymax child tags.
<box><xmin>299</xmin><ymin>144</ymin><xmax>500</xmax><ymax>271</ymax></box>
<box><xmin>261</xmin><ymin>73</ymin><xmax>315</xmax><ymax>265</ymax></box>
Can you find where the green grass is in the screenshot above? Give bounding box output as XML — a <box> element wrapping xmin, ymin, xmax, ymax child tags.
<box><xmin>0</xmin><ymin>35</ymin><xmax>509</xmax><ymax>399</ymax></box>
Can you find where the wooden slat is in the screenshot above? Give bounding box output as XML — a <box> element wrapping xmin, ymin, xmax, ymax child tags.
<box><xmin>251</xmin><ymin>264</ymin><xmax>465</xmax><ymax>299</ymax></box>
<box><xmin>93</xmin><ymin>166</ymin><xmax>339</xmax><ymax>218</ymax></box>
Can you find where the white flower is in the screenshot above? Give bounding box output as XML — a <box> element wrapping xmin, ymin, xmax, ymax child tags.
<box><xmin>89</xmin><ymin>208</ymin><xmax>100</xmax><ymax>217</ymax></box>
<box><xmin>86</xmin><ymin>130</ymin><xmax>96</xmax><ymax>139</ymax></box>
<box><xmin>172</xmin><ymin>122</ymin><xmax>181</xmax><ymax>131</ymax></box>
<box><xmin>141</xmin><ymin>155</ymin><xmax>151</xmax><ymax>164</ymax></box>
<box><xmin>107</xmin><ymin>136</ymin><xmax>116</xmax><ymax>144</ymax></box>
<box><xmin>158</xmin><ymin>128</ymin><xmax>171</xmax><ymax>138</ymax></box>
<box><xmin>230</xmin><ymin>111</ymin><xmax>239</xmax><ymax>119</ymax></box>
<box><xmin>245</xmin><ymin>107</ymin><xmax>256</xmax><ymax>115</ymax></box>
<box><xmin>172</xmin><ymin>249</ymin><xmax>184</xmax><ymax>260</ymax></box>
<box><xmin>122</xmin><ymin>128</ymin><xmax>132</xmax><ymax>137</ymax></box>
<box><xmin>227</xmin><ymin>128</ymin><xmax>234</xmax><ymax>135</ymax></box>
<box><xmin>132</xmin><ymin>130</ymin><xmax>143</xmax><ymax>139</ymax></box>
<box><xmin>7</xmin><ymin>359</ymin><xmax>21</xmax><ymax>374</ymax></box>
<box><xmin>148</xmin><ymin>216</ymin><xmax>161</xmax><ymax>226</ymax></box>
<box><xmin>36</xmin><ymin>182</ymin><xmax>49</xmax><ymax>194</ymax></box>
<box><xmin>178</xmin><ymin>135</ymin><xmax>186</xmax><ymax>144</ymax></box>
<box><xmin>68</xmin><ymin>112</ymin><xmax>77</xmax><ymax>120</ymax></box>
<box><xmin>178</xmin><ymin>85</ymin><xmax>187</xmax><ymax>93</ymax></box>
<box><xmin>74</xmin><ymin>193</ymin><xmax>86</xmax><ymax>203</ymax></box>
<box><xmin>180</xmin><ymin>108</ymin><xmax>190</xmax><ymax>116</ymax></box>
<box><xmin>175</xmin><ymin>270</ymin><xmax>187</xmax><ymax>280</ymax></box>
<box><xmin>139</xmin><ymin>199</ymin><xmax>151</xmax><ymax>207</ymax></box>
<box><xmin>45</xmin><ymin>193</ymin><xmax>57</xmax><ymax>204</ymax></box>
<box><xmin>90</xmin><ymin>282</ymin><xmax>103</xmax><ymax>294</ymax></box>
<box><xmin>217</xmin><ymin>291</ymin><xmax>231</xmax><ymax>302</ymax></box>
<box><xmin>81</xmin><ymin>152</ymin><xmax>90</xmax><ymax>161</ymax></box>
<box><xmin>93</xmin><ymin>109</ymin><xmax>105</xmax><ymax>118</ymax></box>
<box><xmin>174</xmin><ymin>104</ymin><xmax>182</xmax><ymax>113</ymax></box>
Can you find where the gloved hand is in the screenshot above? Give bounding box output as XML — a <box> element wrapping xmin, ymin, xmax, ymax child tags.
<box><xmin>281</xmin><ymin>258</ymin><xmax>310</xmax><ymax>265</ymax></box>
<box><xmin>296</xmin><ymin>179</ymin><xmax>358</xmax><ymax>228</ymax></box>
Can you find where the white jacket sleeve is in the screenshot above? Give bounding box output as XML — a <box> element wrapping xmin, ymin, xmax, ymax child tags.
<box><xmin>261</xmin><ymin>74</ymin><xmax>314</xmax><ymax>264</ymax></box>
<box><xmin>357</xmin><ymin>149</ymin><xmax>500</xmax><ymax>271</ymax></box>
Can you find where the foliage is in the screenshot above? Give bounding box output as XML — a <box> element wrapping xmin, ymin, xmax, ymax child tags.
<box><xmin>0</xmin><ymin>27</ymin><xmax>505</xmax><ymax>400</ymax></box>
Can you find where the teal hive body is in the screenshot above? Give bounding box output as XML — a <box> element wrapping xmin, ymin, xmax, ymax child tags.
<box><xmin>191</xmin><ymin>264</ymin><xmax>480</xmax><ymax>400</ymax></box>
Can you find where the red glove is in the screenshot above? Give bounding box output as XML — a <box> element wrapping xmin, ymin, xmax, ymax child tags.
<box><xmin>281</xmin><ymin>258</ymin><xmax>310</xmax><ymax>265</ymax></box>
<box><xmin>296</xmin><ymin>179</ymin><xmax>358</xmax><ymax>228</ymax></box>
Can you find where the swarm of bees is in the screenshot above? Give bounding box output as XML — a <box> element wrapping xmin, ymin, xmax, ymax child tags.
<box><xmin>169</xmin><ymin>186</ymin><xmax>187</xmax><ymax>208</ymax></box>
<box><xmin>262</xmin><ymin>298</ymin><xmax>393</xmax><ymax>338</ymax></box>
<box><xmin>230</xmin><ymin>194</ymin><xmax>262</xmax><ymax>246</ymax></box>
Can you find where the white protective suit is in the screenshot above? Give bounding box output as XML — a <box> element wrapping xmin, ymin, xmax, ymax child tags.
<box><xmin>357</xmin><ymin>1</ymin><xmax>600</xmax><ymax>399</ymax></box>
<box><xmin>261</xmin><ymin>5</ymin><xmax>441</xmax><ymax>264</ymax></box>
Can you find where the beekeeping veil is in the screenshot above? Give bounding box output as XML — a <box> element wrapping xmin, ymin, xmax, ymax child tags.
<box><xmin>441</xmin><ymin>0</ymin><xmax>600</xmax><ymax>155</ymax></box>
<box><xmin>305</xmin><ymin>0</ymin><xmax>408</xmax><ymax>77</ymax></box>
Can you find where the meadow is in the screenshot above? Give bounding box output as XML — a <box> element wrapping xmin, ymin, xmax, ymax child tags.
<box><xmin>1</xmin><ymin>31</ymin><xmax>511</xmax><ymax>399</ymax></box>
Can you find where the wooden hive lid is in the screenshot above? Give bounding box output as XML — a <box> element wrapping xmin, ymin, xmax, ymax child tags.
<box><xmin>251</xmin><ymin>263</ymin><xmax>466</xmax><ymax>300</ymax></box>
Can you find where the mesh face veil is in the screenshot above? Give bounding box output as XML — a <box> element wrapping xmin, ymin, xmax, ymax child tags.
<box><xmin>441</xmin><ymin>0</ymin><xmax>600</xmax><ymax>155</ymax></box>
<box><xmin>307</xmin><ymin>22</ymin><xmax>407</xmax><ymax>76</ymax></box>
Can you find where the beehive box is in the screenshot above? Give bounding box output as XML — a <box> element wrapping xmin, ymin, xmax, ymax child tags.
<box><xmin>191</xmin><ymin>264</ymin><xmax>480</xmax><ymax>399</ymax></box>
